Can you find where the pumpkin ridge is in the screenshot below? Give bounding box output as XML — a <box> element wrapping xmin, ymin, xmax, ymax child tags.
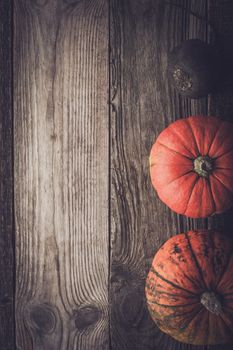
<box><xmin>186</xmin><ymin>117</ymin><xmax>201</xmax><ymax>155</ymax></box>
<box><xmin>184</xmin><ymin>232</ymin><xmax>209</xmax><ymax>290</ymax></box>
<box><xmin>145</xmin><ymin>283</ymin><xmax>198</xmax><ymax>299</ymax></box>
<box><xmin>207</xmin><ymin>177</ymin><xmax>217</xmax><ymax>214</ymax></box>
<box><xmin>222</xmin><ymin>292</ymin><xmax>233</xmax><ymax>297</ymax></box>
<box><xmin>148</xmin><ymin>306</ymin><xmax>204</xmax><ymax>339</ymax></box>
<box><xmin>181</xmin><ymin>308</ymin><xmax>205</xmax><ymax>335</ymax></box>
<box><xmin>150</xmin><ymin>163</ymin><xmax>194</xmax><ymax>186</ymax></box>
<box><xmin>147</xmin><ymin>299</ymin><xmax>199</xmax><ymax>308</ymax></box>
<box><xmin>205</xmin><ymin>119</ymin><xmax>224</xmax><ymax>156</ymax></box>
<box><xmin>169</xmin><ymin>307</ymin><xmax>205</xmax><ymax>339</ymax></box>
<box><xmin>151</xmin><ymin>308</ymin><xmax>203</xmax><ymax>323</ymax></box>
<box><xmin>156</xmin><ymin>172</ymin><xmax>198</xmax><ymax>216</ymax></box>
<box><xmin>197</xmin><ymin>177</ymin><xmax>205</xmax><ymax>217</ymax></box>
<box><xmin>217</xmin><ymin>251</ymin><xmax>233</xmax><ymax>288</ymax></box>
<box><xmin>211</xmin><ymin>172</ymin><xmax>233</xmax><ymax>195</ymax></box>
<box><xmin>157</xmin><ymin>141</ymin><xmax>193</xmax><ymax>160</ymax></box>
<box><xmin>184</xmin><ymin>177</ymin><xmax>200</xmax><ymax>215</ymax></box>
<box><xmin>213</xmin><ymin>233</ymin><xmax>233</xmax><ymax>288</ymax></box>
<box><xmin>222</xmin><ymin>298</ymin><xmax>233</xmax><ymax>302</ymax></box>
<box><xmin>150</xmin><ymin>267</ymin><xmax>197</xmax><ymax>296</ymax></box>
<box><xmin>189</xmin><ymin>308</ymin><xmax>209</xmax><ymax>345</ymax></box>
<box><xmin>214</xmin><ymin>146</ymin><xmax>233</xmax><ymax>160</ymax></box>
<box><xmin>199</xmin><ymin>178</ymin><xmax>206</xmax><ymax>217</ymax></box>
<box><xmin>218</xmin><ymin>313</ymin><xmax>233</xmax><ymax>335</ymax></box>
<box><xmin>208</xmin><ymin>121</ymin><xmax>229</xmax><ymax>157</ymax></box>
<box><xmin>215</xmin><ymin>167</ymin><xmax>233</xmax><ymax>171</ymax></box>
<box><xmin>155</xmin><ymin>291</ymin><xmax>197</xmax><ymax>300</ymax></box>
<box><xmin>160</xmin><ymin>308</ymin><xmax>201</xmax><ymax>319</ymax></box>
<box><xmin>155</xmin><ymin>172</ymin><xmax>197</xmax><ymax>202</ymax></box>
<box><xmin>222</xmin><ymin>305</ymin><xmax>233</xmax><ymax>312</ymax></box>
<box><xmin>210</xmin><ymin>176</ymin><xmax>233</xmax><ymax>215</ymax></box>
<box><xmin>205</xmin><ymin>311</ymin><xmax>210</xmax><ymax>345</ymax></box>
<box><xmin>167</xmin><ymin>253</ymin><xmax>204</xmax><ymax>291</ymax></box>
<box><xmin>168</xmin><ymin>126</ymin><xmax>198</xmax><ymax>158</ymax></box>
<box><xmin>165</xmin><ymin>169</ymin><xmax>194</xmax><ymax>186</ymax></box>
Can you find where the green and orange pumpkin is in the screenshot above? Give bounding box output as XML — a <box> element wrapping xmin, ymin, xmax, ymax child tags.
<box><xmin>149</xmin><ymin>115</ymin><xmax>233</xmax><ymax>218</ymax></box>
<box><xmin>145</xmin><ymin>230</ymin><xmax>233</xmax><ymax>345</ymax></box>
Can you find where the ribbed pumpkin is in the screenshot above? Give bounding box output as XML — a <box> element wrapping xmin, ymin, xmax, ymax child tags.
<box><xmin>149</xmin><ymin>115</ymin><xmax>233</xmax><ymax>218</ymax></box>
<box><xmin>145</xmin><ymin>230</ymin><xmax>233</xmax><ymax>345</ymax></box>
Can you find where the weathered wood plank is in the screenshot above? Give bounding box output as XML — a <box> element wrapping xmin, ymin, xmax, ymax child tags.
<box><xmin>14</xmin><ymin>1</ymin><xmax>109</xmax><ymax>349</ymax></box>
<box><xmin>0</xmin><ymin>1</ymin><xmax>15</xmax><ymax>349</ymax></box>
<box><xmin>109</xmin><ymin>1</ymin><xmax>214</xmax><ymax>349</ymax></box>
<box><xmin>206</xmin><ymin>2</ymin><xmax>233</xmax><ymax>346</ymax></box>
<box><xmin>207</xmin><ymin>0</ymin><xmax>233</xmax><ymax>238</ymax></box>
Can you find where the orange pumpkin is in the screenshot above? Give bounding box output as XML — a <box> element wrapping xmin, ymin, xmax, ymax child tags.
<box><xmin>145</xmin><ymin>230</ymin><xmax>233</xmax><ymax>345</ymax></box>
<box><xmin>149</xmin><ymin>115</ymin><xmax>233</xmax><ymax>218</ymax></box>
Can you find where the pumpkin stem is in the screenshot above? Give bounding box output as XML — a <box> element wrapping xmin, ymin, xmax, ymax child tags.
<box><xmin>200</xmin><ymin>291</ymin><xmax>222</xmax><ymax>315</ymax></box>
<box><xmin>194</xmin><ymin>156</ymin><xmax>214</xmax><ymax>178</ymax></box>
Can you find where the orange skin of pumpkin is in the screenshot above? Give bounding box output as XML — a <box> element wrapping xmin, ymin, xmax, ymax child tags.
<box><xmin>149</xmin><ymin>115</ymin><xmax>233</xmax><ymax>218</ymax></box>
<box><xmin>145</xmin><ymin>230</ymin><xmax>233</xmax><ymax>345</ymax></box>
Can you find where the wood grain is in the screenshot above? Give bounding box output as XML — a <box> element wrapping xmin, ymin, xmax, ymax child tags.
<box><xmin>207</xmin><ymin>0</ymin><xmax>233</xmax><ymax>237</ymax></box>
<box><xmin>14</xmin><ymin>0</ymin><xmax>109</xmax><ymax>349</ymax></box>
<box><xmin>206</xmin><ymin>3</ymin><xmax>233</xmax><ymax>346</ymax></box>
<box><xmin>109</xmin><ymin>1</ymin><xmax>220</xmax><ymax>349</ymax></box>
<box><xmin>0</xmin><ymin>1</ymin><xmax>15</xmax><ymax>349</ymax></box>
<box><xmin>11</xmin><ymin>0</ymin><xmax>233</xmax><ymax>349</ymax></box>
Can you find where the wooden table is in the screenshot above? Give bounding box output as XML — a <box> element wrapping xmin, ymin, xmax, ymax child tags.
<box><xmin>1</xmin><ymin>0</ymin><xmax>233</xmax><ymax>349</ymax></box>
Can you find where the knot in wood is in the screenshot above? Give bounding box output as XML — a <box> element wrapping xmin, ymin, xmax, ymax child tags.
<box><xmin>32</xmin><ymin>0</ymin><xmax>49</xmax><ymax>7</ymax></box>
<box><xmin>63</xmin><ymin>0</ymin><xmax>80</xmax><ymax>4</ymax></box>
<box><xmin>27</xmin><ymin>304</ymin><xmax>56</xmax><ymax>334</ymax></box>
<box><xmin>75</xmin><ymin>305</ymin><xmax>101</xmax><ymax>330</ymax></box>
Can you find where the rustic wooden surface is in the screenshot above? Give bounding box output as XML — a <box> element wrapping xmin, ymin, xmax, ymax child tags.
<box><xmin>109</xmin><ymin>1</ymin><xmax>207</xmax><ymax>349</ymax></box>
<box><xmin>207</xmin><ymin>0</ymin><xmax>233</xmax><ymax>238</ymax></box>
<box><xmin>14</xmin><ymin>0</ymin><xmax>109</xmax><ymax>349</ymax></box>
<box><xmin>110</xmin><ymin>0</ymin><xmax>233</xmax><ymax>350</ymax></box>
<box><xmin>6</xmin><ymin>0</ymin><xmax>233</xmax><ymax>349</ymax></box>
<box><xmin>0</xmin><ymin>1</ymin><xmax>14</xmax><ymax>350</ymax></box>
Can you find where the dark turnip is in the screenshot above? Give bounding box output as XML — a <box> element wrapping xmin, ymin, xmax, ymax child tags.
<box><xmin>167</xmin><ymin>39</ymin><xmax>221</xmax><ymax>98</ymax></box>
